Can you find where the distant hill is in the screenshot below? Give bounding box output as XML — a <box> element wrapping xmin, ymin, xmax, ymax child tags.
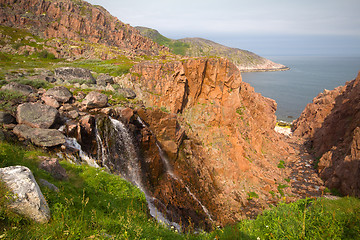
<box><xmin>136</xmin><ymin>26</ymin><xmax>288</xmax><ymax>72</ymax></box>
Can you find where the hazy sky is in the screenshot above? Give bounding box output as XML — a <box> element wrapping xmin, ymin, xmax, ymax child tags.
<box><xmin>86</xmin><ymin>0</ymin><xmax>360</xmax><ymax>56</ymax></box>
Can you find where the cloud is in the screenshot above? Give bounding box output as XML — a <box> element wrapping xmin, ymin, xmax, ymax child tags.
<box><xmin>87</xmin><ymin>0</ymin><xmax>360</xmax><ymax>37</ymax></box>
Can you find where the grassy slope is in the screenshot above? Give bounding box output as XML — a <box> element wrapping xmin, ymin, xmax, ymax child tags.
<box><xmin>135</xmin><ymin>27</ymin><xmax>286</xmax><ymax>70</ymax></box>
<box><xmin>0</xmin><ymin>141</ymin><xmax>359</xmax><ymax>239</ymax></box>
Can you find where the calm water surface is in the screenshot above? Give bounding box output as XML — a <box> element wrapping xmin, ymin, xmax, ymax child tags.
<box><xmin>241</xmin><ymin>56</ymin><xmax>360</xmax><ymax>122</ymax></box>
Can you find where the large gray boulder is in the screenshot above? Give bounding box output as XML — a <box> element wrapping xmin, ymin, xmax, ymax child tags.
<box><xmin>1</xmin><ymin>82</ymin><xmax>34</xmax><ymax>95</ymax></box>
<box><xmin>17</xmin><ymin>103</ymin><xmax>59</xmax><ymax>129</ymax></box>
<box><xmin>0</xmin><ymin>166</ymin><xmax>51</xmax><ymax>223</ymax></box>
<box><xmin>82</xmin><ymin>91</ymin><xmax>108</xmax><ymax>109</ymax></box>
<box><xmin>43</xmin><ymin>86</ymin><xmax>72</xmax><ymax>103</ymax></box>
<box><xmin>54</xmin><ymin>67</ymin><xmax>95</xmax><ymax>84</ymax></box>
<box><xmin>13</xmin><ymin>124</ymin><xmax>66</xmax><ymax>147</ymax></box>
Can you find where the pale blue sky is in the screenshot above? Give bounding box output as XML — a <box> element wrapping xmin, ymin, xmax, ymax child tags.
<box><xmin>86</xmin><ymin>0</ymin><xmax>360</xmax><ymax>56</ymax></box>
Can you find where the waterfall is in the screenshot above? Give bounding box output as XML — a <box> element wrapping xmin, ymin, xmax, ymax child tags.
<box><xmin>95</xmin><ymin>116</ymin><xmax>181</xmax><ymax>231</ymax></box>
<box><xmin>138</xmin><ymin>116</ymin><xmax>214</xmax><ymax>223</ymax></box>
<box><xmin>64</xmin><ymin>137</ymin><xmax>99</xmax><ymax>168</ymax></box>
<box><xmin>156</xmin><ymin>142</ymin><xmax>214</xmax><ymax>223</ymax></box>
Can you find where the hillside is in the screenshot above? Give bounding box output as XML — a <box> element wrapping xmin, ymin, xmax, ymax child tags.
<box><xmin>136</xmin><ymin>26</ymin><xmax>288</xmax><ymax>72</ymax></box>
<box><xmin>0</xmin><ymin>0</ymin><xmax>359</xmax><ymax>238</ymax></box>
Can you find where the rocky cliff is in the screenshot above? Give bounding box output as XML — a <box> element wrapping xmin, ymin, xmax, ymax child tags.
<box><xmin>293</xmin><ymin>71</ymin><xmax>360</xmax><ymax>197</ymax></box>
<box><xmin>114</xmin><ymin>57</ymin><xmax>302</xmax><ymax>225</ymax></box>
<box><xmin>136</xmin><ymin>26</ymin><xmax>288</xmax><ymax>72</ymax></box>
<box><xmin>0</xmin><ymin>0</ymin><xmax>167</xmax><ymax>57</ymax></box>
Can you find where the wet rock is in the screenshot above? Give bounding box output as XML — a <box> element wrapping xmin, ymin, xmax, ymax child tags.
<box><xmin>96</xmin><ymin>73</ymin><xmax>114</xmax><ymax>86</ymax></box>
<box><xmin>38</xmin><ymin>156</ymin><xmax>68</xmax><ymax>180</ymax></box>
<box><xmin>17</xmin><ymin>103</ymin><xmax>59</xmax><ymax>129</ymax></box>
<box><xmin>0</xmin><ymin>111</ymin><xmax>16</xmax><ymax>124</ymax></box>
<box><xmin>118</xmin><ymin>88</ymin><xmax>136</xmax><ymax>99</ymax></box>
<box><xmin>0</xmin><ymin>166</ymin><xmax>51</xmax><ymax>223</ymax></box>
<box><xmin>44</xmin><ymin>86</ymin><xmax>73</xmax><ymax>103</ymax></box>
<box><xmin>82</xmin><ymin>91</ymin><xmax>108</xmax><ymax>109</ymax></box>
<box><xmin>1</xmin><ymin>82</ymin><xmax>34</xmax><ymax>95</ymax></box>
<box><xmin>54</xmin><ymin>67</ymin><xmax>95</xmax><ymax>84</ymax></box>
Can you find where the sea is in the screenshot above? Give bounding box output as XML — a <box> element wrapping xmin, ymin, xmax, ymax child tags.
<box><xmin>241</xmin><ymin>56</ymin><xmax>360</xmax><ymax>122</ymax></box>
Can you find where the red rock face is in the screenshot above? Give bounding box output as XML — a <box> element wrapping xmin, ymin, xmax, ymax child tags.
<box><xmin>129</xmin><ymin>58</ymin><xmax>292</xmax><ymax>226</ymax></box>
<box><xmin>293</xmin><ymin>71</ymin><xmax>360</xmax><ymax>197</ymax></box>
<box><xmin>0</xmin><ymin>0</ymin><xmax>166</xmax><ymax>56</ymax></box>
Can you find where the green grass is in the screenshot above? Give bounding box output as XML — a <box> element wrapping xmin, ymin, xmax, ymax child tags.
<box><xmin>0</xmin><ymin>89</ymin><xmax>27</xmax><ymax>112</ymax></box>
<box><xmin>0</xmin><ymin>140</ymin><xmax>360</xmax><ymax>239</ymax></box>
<box><xmin>0</xmin><ymin>141</ymin><xmax>186</xmax><ymax>239</ymax></box>
<box><xmin>210</xmin><ymin>197</ymin><xmax>360</xmax><ymax>239</ymax></box>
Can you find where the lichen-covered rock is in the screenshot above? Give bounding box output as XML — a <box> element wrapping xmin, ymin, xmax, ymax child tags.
<box><xmin>0</xmin><ymin>166</ymin><xmax>51</xmax><ymax>223</ymax></box>
<box><xmin>17</xmin><ymin>103</ymin><xmax>59</xmax><ymax>129</ymax></box>
<box><xmin>54</xmin><ymin>67</ymin><xmax>95</xmax><ymax>84</ymax></box>
<box><xmin>44</xmin><ymin>86</ymin><xmax>73</xmax><ymax>103</ymax></box>
<box><xmin>118</xmin><ymin>88</ymin><xmax>136</xmax><ymax>99</ymax></box>
<box><xmin>96</xmin><ymin>73</ymin><xmax>114</xmax><ymax>86</ymax></box>
<box><xmin>1</xmin><ymin>82</ymin><xmax>34</xmax><ymax>95</ymax></box>
<box><xmin>82</xmin><ymin>91</ymin><xmax>108</xmax><ymax>109</ymax></box>
<box><xmin>13</xmin><ymin>124</ymin><xmax>66</xmax><ymax>147</ymax></box>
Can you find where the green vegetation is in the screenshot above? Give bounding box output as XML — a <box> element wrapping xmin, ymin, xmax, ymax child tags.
<box><xmin>0</xmin><ymin>90</ymin><xmax>27</xmax><ymax>112</ymax></box>
<box><xmin>0</xmin><ymin>139</ymin><xmax>360</xmax><ymax>239</ymax></box>
<box><xmin>0</xmin><ymin>141</ymin><xmax>185</xmax><ymax>239</ymax></box>
<box><xmin>136</xmin><ymin>27</ymin><xmax>190</xmax><ymax>56</ymax></box>
<box><xmin>277</xmin><ymin>160</ymin><xmax>285</xmax><ymax>169</ymax></box>
<box><xmin>247</xmin><ymin>191</ymin><xmax>259</xmax><ymax>200</ymax></box>
<box><xmin>276</xmin><ymin>121</ymin><xmax>292</xmax><ymax>129</ymax></box>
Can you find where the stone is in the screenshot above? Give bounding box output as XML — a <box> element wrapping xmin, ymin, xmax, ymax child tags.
<box><xmin>118</xmin><ymin>88</ymin><xmax>136</xmax><ymax>99</ymax></box>
<box><xmin>30</xmin><ymin>128</ymin><xmax>66</xmax><ymax>147</ymax></box>
<box><xmin>54</xmin><ymin>67</ymin><xmax>95</xmax><ymax>84</ymax></box>
<box><xmin>41</xmin><ymin>95</ymin><xmax>60</xmax><ymax>109</ymax></box>
<box><xmin>96</xmin><ymin>73</ymin><xmax>114</xmax><ymax>86</ymax></box>
<box><xmin>82</xmin><ymin>91</ymin><xmax>108</xmax><ymax>109</ymax></box>
<box><xmin>1</xmin><ymin>82</ymin><xmax>34</xmax><ymax>95</ymax></box>
<box><xmin>38</xmin><ymin>156</ymin><xmax>68</xmax><ymax>180</ymax></box>
<box><xmin>0</xmin><ymin>111</ymin><xmax>16</xmax><ymax>124</ymax></box>
<box><xmin>0</xmin><ymin>166</ymin><xmax>51</xmax><ymax>223</ymax></box>
<box><xmin>44</xmin><ymin>86</ymin><xmax>73</xmax><ymax>103</ymax></box>
<box><xmin>13</xmin><ymin>124</ymin><xmax>66</xmax><ymax>147</ymax></box>
<box><xmin>17</xmin><ymin>103</ymin><xmax>59</xmax><ymax>129</ymax></box>
<box><xmin>38</xmin><ymin>179</ymin><xmax>59</xmax><ymax>192</ymax></box>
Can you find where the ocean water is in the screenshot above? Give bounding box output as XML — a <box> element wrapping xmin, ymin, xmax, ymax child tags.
<box><xmin>241</xmin><ymin>56</ymin><xmax>360</xmax><ymax>122</ymax></box>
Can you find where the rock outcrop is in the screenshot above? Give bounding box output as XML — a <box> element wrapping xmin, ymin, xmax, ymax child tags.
<box><xmin>114</xmin><ymin>57</ymin><xmax>292</xmax><ymax>226</ymax></box>
<box><xmin>54</xmin><ymin>67</ymin><xmax>95</xmax><ymax>84</ymax></box>
<box><xmin>0</xmin><ymin>0</ymin><xmax>167</xmax><ymax>56</ymax></box>
<box><xmin>0</xmin><ymin>166</ymin><xmax>51</xmax><ymax>223</ymax></box>
<box><xmin>82</xmin><ymin>91</ymin><xmax>108</xmax><ymax>109</ymax></box>
<box><xmin>1</xmin><ymin>82</ymin><xmax>34</xmax><ymax>95</ymax></box>
<box><xmin>13</xmin><ymin>124</ymin><xmax>66</xmax><ymax>147</ymax></box>
<box><xmin>17</xmin><ymin>103</ymin><xmax>59</xmax><ymax>129</ymax></box>
<box><xmin>44</xmin><ymin>86</ymin><xmax>73</xmax><ymax>103</ymax></box>
<box><xmin>293</xmin><ymin>71</ymin><xmax>360</xmax><ymax>197</ymax></box>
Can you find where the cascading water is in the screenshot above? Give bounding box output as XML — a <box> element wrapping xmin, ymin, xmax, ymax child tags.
<box><xmin>64</xmin><ymin>137</ymin><xmax>99</xmax><ymax>168</ymax></box>
<box><xmin>156</xmin><ymin>142</ymin><xmax>214</xmax><ymax>223</ymax></box>
<box><xmin>138</xmin><ymin>116</ymin><xmax>214</xmax><ymax>223</ymax></box>
<box><xmin>95</xmin><ymin>116</ymin><xmax>181</xmax><ymax>231</ymax></box>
